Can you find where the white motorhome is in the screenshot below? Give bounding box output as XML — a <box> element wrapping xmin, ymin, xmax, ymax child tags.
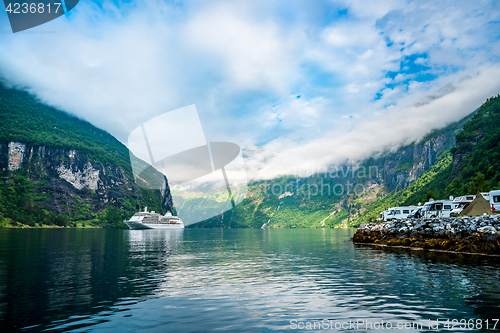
<box><xmin>378</xmin><ymin>210</ymin><xmax>390</xmax><ymax>222</ymax></box>
<box><xmin>489</xmin><ymin>190</ymin><xmax>500</xmax><ymax>213</ymax></box>
<box><xmin>407</xmin><ymin>206</ymin><xmax>424</xmax><ymax>218</ymax></box>
<box><xmin>423</xmin><ymin>199</ymin><xmax>455</xmax><ymax>218</ymax></box>
<box><xmin>450</xmin><ymin>195</ymin><xmax>475</xmax><ymax>217</ymax></box>
<box><xmin>385</xmin><ymin>206</ymin><xmax>420</xmax><ymax>220</ymax></box>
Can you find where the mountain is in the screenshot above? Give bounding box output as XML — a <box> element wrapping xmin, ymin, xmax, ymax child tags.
<box><xmin>364</xmin><ymin>94</ymin><xmax>500</xmax><ymax>218</ymax></box>
<box><xmin>189</xmin><ymin>127</ymin><xmax>459</xmax><ymax>228</ymax></box>
<box><xmin>191</xmin><ymin>94</ymin><xmax>499</xmax><ymax>228</ymax></box>
<box><xmin>2</xmin><ymin>78</ymin><xmax>498</xmax><ymax>229</ymax></box>
<box><xmin>348</xmin><ymin>91</ymin><xmax>500</xmax><ymax>225</ymax></box>
<box><xmin>0</xmin><ymin>82</ymin><xmax>173</xmax><ymax>228</ymax></box>
<box><xmin>446</xmin><ymin>95</ymin><xmax>500</xmax><ymax>194</ymax></box>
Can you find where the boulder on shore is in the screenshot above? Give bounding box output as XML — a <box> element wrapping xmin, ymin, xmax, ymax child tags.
<box><xmin>352</xmin><ymin>215</ymin><xmax>500</xmax><ymax>255</ymax></box>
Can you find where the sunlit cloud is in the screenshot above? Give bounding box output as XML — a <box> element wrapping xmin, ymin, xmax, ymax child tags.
<box><xmin>0</xmin><ymin>0</ymin><xmax>499</xmax><ymax>180</ymax></box>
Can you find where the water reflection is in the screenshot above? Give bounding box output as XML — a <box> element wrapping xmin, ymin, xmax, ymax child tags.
<box><xmin>0</xmin><ymin>228</ymin><xmax>498</xmax><ymax>332</ymax></box>
<box><xmin>354</xmin><ymin>245</ymin><xmax>500</xmax><ymax>322</ymax></box>
<box><xmin>0</xmin><ymin>229</ymin><xmax>182</xmax><ymax>331</ymax></box>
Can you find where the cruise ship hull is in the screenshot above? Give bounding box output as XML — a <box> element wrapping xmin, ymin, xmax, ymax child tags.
<box><xmin>124</xmin><ymin>221</ymin><xmax>184</xmax><ymax>230</ymax></box>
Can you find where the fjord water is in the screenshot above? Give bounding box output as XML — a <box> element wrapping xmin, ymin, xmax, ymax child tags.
<box><xmin>0</xmin><ymin>229</ymin><xmax>499</xmax><ymax>332</ymax></box>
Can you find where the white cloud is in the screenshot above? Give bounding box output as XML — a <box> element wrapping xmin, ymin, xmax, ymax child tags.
<box><xmin>184</xmin><ymin>2</ymin><xmax>301</xmax><ymax>92</ymax></box>
<box><xmin>0</xmin><ymin>0</ymin><xmax>499</xmax><ymax>181</ymax></box>
<box><xmin>250</xmin><ymin>65</ymin><xmax>500</xmax><ymax>179</ymax></box>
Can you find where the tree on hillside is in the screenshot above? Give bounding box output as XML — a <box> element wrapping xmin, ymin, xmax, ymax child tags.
<box><xmin>469</xmin><ymin>173</ymin><xmax>491</xmax><ymax>194</ymax></box>
<box><xmin>423</xmin><ymin>190</ymin><xmax>436</xmax><ymax>203</ymax></box>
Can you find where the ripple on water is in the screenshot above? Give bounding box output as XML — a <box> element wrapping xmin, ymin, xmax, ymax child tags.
<box><xmin>0</xmin><ymin>228</ymin><xmax>499</xmax><ymax>332</ymax></box>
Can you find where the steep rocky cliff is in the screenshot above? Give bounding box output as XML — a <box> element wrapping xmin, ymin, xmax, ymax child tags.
<box><xmin>324</xmin><ymin>129</ymin><xmax>458</xmax><ymax>227</ymax></box>
<box><xmin>196</xmin><ymin>107</ymin><xmax>478</xmax><ymax>228</ymax></box>
<box><xmin>377</xmin><ymin>129</ymin><xmax>456</xmax><ymax>192</ymax></box>
<box><xmin>0</xmin><ymin>83</ymin><xmax>173</xmax><ymax>227</ymax></box>
<box><xmin>1</xmin><ymin>141</ymin><xmax>173</xmax><ymax>219</ymax></box>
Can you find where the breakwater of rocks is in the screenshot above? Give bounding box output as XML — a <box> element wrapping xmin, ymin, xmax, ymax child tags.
<box><xmin>353</xmin><ymin>216</ymin><xmax>500</xmax><ymax>255</ymax></box>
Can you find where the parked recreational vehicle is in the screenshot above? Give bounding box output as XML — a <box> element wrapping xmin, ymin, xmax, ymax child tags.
<box><xmin>450</xmin><ymin>195</ymin><xmax>475</xmax><ymax>217</ymax></box>
<box><xmin>490</xmin><ymin>190</ymin><xmax>500</xmax><ymax>213</ymax></box>
<box><xmin>385</xmin><ymin>206</ymin><xmax>420</xmax><ymax>220</ymax></box>
<box><xmin>378</xmin><ymin>210</ymin><xmax>390</xmax><ymax>222</ymax></box>
<box><xmin>423</xmin><ymin>199</ymin><xmax>455</xmax><ymax>218</ymax></box>
<box><xmin>407</xmin><ymin>206</ymin><xmax>423</xmax><ymax>218</ymax></box>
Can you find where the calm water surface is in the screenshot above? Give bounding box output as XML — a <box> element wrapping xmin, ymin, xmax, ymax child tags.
<box><xmin>0</xmin><ymin>228</ymin><xmax>499</xmax><ymax>332</ymax></box>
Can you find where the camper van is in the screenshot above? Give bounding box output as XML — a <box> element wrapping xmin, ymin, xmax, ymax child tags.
<box><xmin>450</xmin><ymin>195</ymin><xmax>475</xmax><ymax>217</ymax></box>
<box><xmin>490</xmin><ymin>190</ymin><xmax>500</xmax><ymax>213</ymax></box>
<box><xmin>385</xmin><ymin>206</ymin><xmax>420</xmax><ymax>220</ymax></box>
<box><xmin>423</xmin><ymin>199</ymin><xmax>455</xmax><ymax>218</ymax></box>
<box><xmin>407</xmin><ymin>206</ymin><xmax>423</xmax><ymax>218</ymax></box>
<box><xmin>378</xmin><ymin>210</ymin><xmax>390</xmax><ymax>222</ymax></box>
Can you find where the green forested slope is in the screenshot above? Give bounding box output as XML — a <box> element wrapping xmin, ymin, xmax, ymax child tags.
<box><xmin>353</xmin><ymin>151</ymin><xmax>454</xmax><ymax>224</ymax></box>
<box><xmin>354</xmin><ymin>94</ymin><xmax>500</xmax><ymax>225</ymax></box>
<box><xmin>0</xmin><ymin>83</ymin><xmax>132</xmax><ymax>171</ymax></box>
<box><xmin>2</xmin><ymin>79</ymin><xmax>498</xmax><ymax>229</ymax></box>
<box><xmin>193</xmin><ymin>94</ymin><xmax>500</xmax><ymax>228</ymax></box>
<box><xmin>190</xmin><ymin>176</ymin><xmax>349</xmax><ymax>228</ymax></box>
<box><xmin>0</xmin><ymin>82</ymin><xmax>164</xmax><ymax>227</ymax></box>
<box><xmin>446</xmin><ymin>95</ymin><xmax>500</xmax><ymax>194</ymax></box>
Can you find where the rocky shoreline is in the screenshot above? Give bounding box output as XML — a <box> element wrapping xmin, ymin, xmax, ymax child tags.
<box><xmin>352</xmin><ymin>215</ymin><xmax>500</xmax><ymax>255</ymax></box>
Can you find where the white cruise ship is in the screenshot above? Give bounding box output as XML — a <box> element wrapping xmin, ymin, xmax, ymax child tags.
<box><xmin>124</xmin><ymin>208</ymin><xmax>184</xmax><ymax>230</ymax></box>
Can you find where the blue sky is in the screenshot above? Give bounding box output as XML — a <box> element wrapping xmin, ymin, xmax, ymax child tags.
<box><xmin>1</xmin><ymin>0</ymin><xmax>500</xmax><ymax>178</ymax></box>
